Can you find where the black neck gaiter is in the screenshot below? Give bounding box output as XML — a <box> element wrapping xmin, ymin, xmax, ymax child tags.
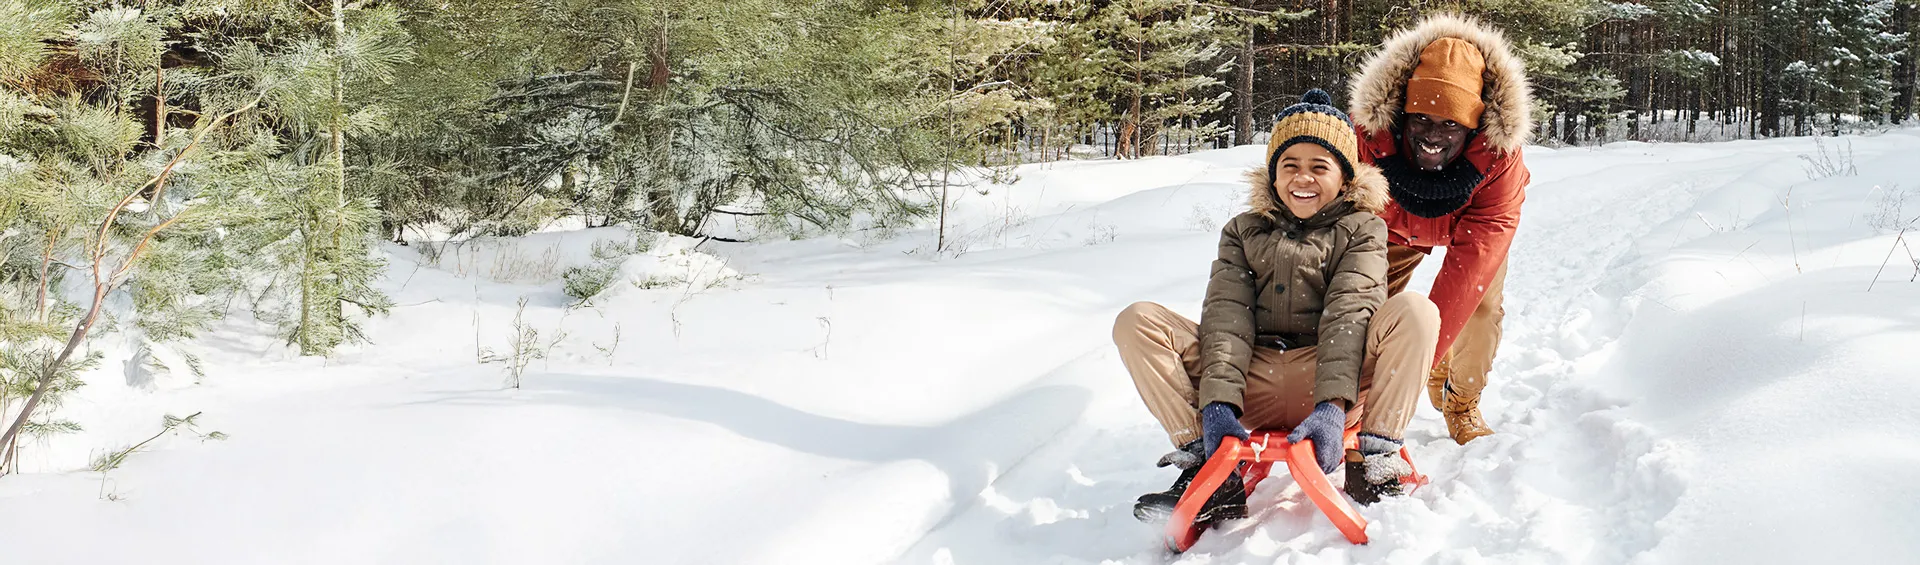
<box><xmin>1376</xmin><ymin>153</ymin><xmax>1484</xmax><ymax>219</ymax></box>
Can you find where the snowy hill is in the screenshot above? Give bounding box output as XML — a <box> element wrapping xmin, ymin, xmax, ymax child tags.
<box><xmin>5</xmin><ymin>132</ymin><xmax>1920</xmax><ymax>564</ymax></box>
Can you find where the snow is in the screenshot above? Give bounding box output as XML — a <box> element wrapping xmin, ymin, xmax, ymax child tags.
<box><xmin>1670</xmin><ymin>48</ymin><xmax>1721</xmax><ymax>66</ymax></box>
<box><xmin>6</xmin><ymin>131</ymin><xmax>1920</xmax><ymax>564</ymax></box>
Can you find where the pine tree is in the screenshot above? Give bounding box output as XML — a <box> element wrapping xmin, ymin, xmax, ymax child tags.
<box><xmin>938</xmin><ymin>1</ymin><xmax>1059</xmax><ymax>165</ymax></box>
<box><xmin>465</xmin><ymin>0</ymin><xmax>977</xmax><ymax>239</ymax></box>
<box><xmin>0</xmin><ymin>0</ymin><xmax>264</xmax><ymax>469</ymax></box>
<box><xmin>1803</xmin><ymin>0</ymin><xmax>1901</xmax><ymax>131</ymax></box>
<box><xmin>980</xmin><ymin>0</ymin><xmax>1108</xmax><ymax>158</ymax></box>
<box><xmin>1894</xmin><ymin>0</ymin><xmax>1917</xmax><ymax>123</ymax></box>
<box><xmin>211</xmin><ymin>1</ymin><xmax>406</xmax><ymax>355</ymax></box>
<box><xmin>1091</xmin><ymin>0</ymin><xmax>1234</xmax><ymax>158</ymax></box>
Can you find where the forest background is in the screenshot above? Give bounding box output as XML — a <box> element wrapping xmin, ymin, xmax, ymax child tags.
<box><xmin>0</xmin><ymin>0</ymin><xmax>1914</xmax><ymax>470</ymax></box>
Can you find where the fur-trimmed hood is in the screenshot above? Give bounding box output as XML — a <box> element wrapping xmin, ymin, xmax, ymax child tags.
<box><xmin>1246</xmin><ymin>161</ymin><xmax>1389</xmax><ymax>218</ymax></box>
<box><xmin>1348</xmin><ymin>14</ymin><xmax>1533</xmax><ymax>154</ymax></box>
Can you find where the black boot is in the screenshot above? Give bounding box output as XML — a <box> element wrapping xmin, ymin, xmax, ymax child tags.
<box><xmin>1133</xmin><ymin>440</ymin><xmax>1247</xmax><ymax>525</ymax></box>
<box><xmin>1344</xmin><ymin>434</ymin><xmax>1413</xmax><ymax>506</ymax></box>
<box><xmin>1133</xmin><ymin>440</ymin><xmax>1203</xmax><ymax>523</ymax></box>
<box><xmin>1191</xmin><ymin>472</ymin><xmax>1248</xmax><ymax>525</ymax></box>
<box><xmin>1132</xmin><ymin>462</ymin><xmax>1200</xmax><ymax>523</ymax></box>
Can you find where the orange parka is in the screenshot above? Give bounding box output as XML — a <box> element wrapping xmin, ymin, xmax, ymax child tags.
<box><xmin>1346</xmin><ymin>14</ymin><xmax>1534</xmax><ymax>357</ymax></box>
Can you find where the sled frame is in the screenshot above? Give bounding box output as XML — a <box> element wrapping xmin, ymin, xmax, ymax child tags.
<box><xmin>1162</xmin><ymin>428</ymin><xmax>1428</xmax><ymax>552</ymax></box>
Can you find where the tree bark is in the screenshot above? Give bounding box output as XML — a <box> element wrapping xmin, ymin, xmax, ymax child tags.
<box><xmin>1233</xmin><ymin>1</ymin><xmax>1255</xmax><ymax>146</ymax></box>
<box><xmin>649</xmin><ymin>14</ymin><xmax>671</xmax><ymax>91</ymax></box>
<box><xmin>34</xmin><ymin>232</ymin><xmax>55</xmax><ymax>320</ymax></box>
<box><xmin>1895</xmin><ymin>1</ymin><xmax>1916</xmax><ymax>124</ymax></box>
<box><xmin>154</xmin><ymin>62</ymin><xmax>165</xmax><ymax>146</ymax></box>
<box><xmin>1120</xmin><ymin>37</ymin><xmax>1144</xmax><ymax>159</ymax></box>
<box><xmin>1562</xmin><ymin>104</ymin><xmax>1579</xmax><ymax>146</ymax></box>
<box><xmin>0</xmin><ymin>285</ymin><xmax>106</xmax><ymax>470</ymax></box>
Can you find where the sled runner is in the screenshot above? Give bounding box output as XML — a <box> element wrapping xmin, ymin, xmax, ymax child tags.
<box><xmin>1162</xmin><ymin>427</ymin><xmax>1427</xmax><ymax>552</ymax></box>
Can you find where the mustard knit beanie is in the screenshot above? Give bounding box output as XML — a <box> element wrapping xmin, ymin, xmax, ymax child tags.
<box><xmin>1265</xmin><ymin>88</ymin><xmax>1359</xmax><ymax>185</ymax></box>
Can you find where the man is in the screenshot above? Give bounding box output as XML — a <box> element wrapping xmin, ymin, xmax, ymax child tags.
<box><xmin>1347</xmin><ymin>14</ymin><xmax>1533</xmax><ymax>444</ymax></box>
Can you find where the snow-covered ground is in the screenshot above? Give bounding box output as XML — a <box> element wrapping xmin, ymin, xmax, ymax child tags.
<box><xmin>4</xmin><ymin>132</ymin><xmax>1920</xmax><ymax>564</ymax></box>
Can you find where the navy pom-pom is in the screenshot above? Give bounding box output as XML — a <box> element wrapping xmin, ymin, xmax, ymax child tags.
<box><xmin>1302</xmin><ymin>88</ymin><xmax>1332</xmax><ymax>106</ymax></box>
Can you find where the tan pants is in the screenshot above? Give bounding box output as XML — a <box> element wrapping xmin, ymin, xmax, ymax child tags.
<box><xmin>1385</xmin><ymin>243</ymin><xmax>1506</xmax><ymax>401</ymax></box>
<box><xmin>1113</xmin><ymin>293</ymin><xmax>1439</xmax><ymax>446</ymax></box>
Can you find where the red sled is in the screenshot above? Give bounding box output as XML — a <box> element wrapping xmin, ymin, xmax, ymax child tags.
<box><xmin>1161</xmin><ymin>427</ymin><xmax>1428</xmax><ymax>553</ymax></box>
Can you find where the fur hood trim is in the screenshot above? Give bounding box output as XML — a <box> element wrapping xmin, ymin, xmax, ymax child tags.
<box><xmin>1246</xmin><ymin>161</ymin><xmax>1389</xmax><ymax>217</ymax></box>
<box><xmin>1348</xmin><ymin>13</ymin><xmax>1533</xmax><ymax>153</ymax></box>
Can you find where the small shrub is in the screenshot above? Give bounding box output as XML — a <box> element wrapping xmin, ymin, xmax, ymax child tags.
<box><xmin>562</xmin><ymin>262</ymin><xmax>620</xmax><ymax>304</ymax></box>
<box><xmin>91</xmin><ymin>412</ymin><xmax>225</xmax><ymax>473</ymax></box>
<box><xmin>589</xmin><ymin>238</ymin><xmax>631</xmax><ymax>262</ymax></box>
<box><xmin>593</xmin><ymin>323</ymin><xmax>621</xmax><ymax>364</ymax></box>
<box><xmin>1867</xmin><ymin>184</ymin><xmax>1917</xmax><ymax>233</ymax></box>
<box><xmin>479</xmin><ymin>297</ymin><xmax>542</xmax><ymax>389</ymax></box>
<box><xmin>1084</xmin><ymin>222</ymin><xmax>1117</xmax><ymax>246</ymax></box>
<box><xmin>632</xmin><ymin>230</ymin><xmax>660</xmax><ymax>254</ymax></box>
<box><xmin>1799</xmin><ymin>137</ymin><xmax>1857</xmax><ymax>179</ymax></box>
<box><xmin>635</xmin><ymin>274</ymin><xmax>689</xmax><ymax>289</ymax></box>
<box><xmin>417</xmin><ymin>240</ymin><xmax>447</xmax><ymax>267</ymax></box>
<box><xmin>487</xmin><ymin>242</ymin><xmax>563</xmax><ymax>283</ymax></box>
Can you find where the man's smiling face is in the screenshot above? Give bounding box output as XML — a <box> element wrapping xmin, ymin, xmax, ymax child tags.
<box><xmin>1400</xmin><ymin>112</ymin><xmax>1470</xmax><ymax>171</ymax></box>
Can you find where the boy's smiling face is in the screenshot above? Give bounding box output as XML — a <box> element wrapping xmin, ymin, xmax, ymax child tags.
<box><xmin>1273</xmin><ymin>143</ymin><xmax>1345</xmax><ymax>219</ymax></box>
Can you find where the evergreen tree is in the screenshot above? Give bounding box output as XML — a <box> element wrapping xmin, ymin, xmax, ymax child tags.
<box><xmin>0</xmin><ymin>0</ymin><xmax>265</xmax><ymax>468</ymax></box>
<box><xmin>211</xmin><ymin>0</ymin><xmax>405</xmax><ymax>355</ymax></box>
<box><xmin>1090</xmin><ymin>0</ymin><xmax>1234</xmax><ymax>158</ymax></box>
<box><xmin>1801</xmin><ymin>0</ymin><xmax>1900</xmax><ymax>132</ymax></box>
<box><xmin>463</xmin><ymin>0</ymin><xmax>976</xmax><ymax>239</ymax></box>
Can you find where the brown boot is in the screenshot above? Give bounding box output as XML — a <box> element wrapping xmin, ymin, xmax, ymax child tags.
<box><xmin>1439</xmin><ymin>385</ymin><xmax>1494</xmax><ymax>445</ymax></box>
<box><xmin>1425</xmin><ymin>359</ymin><xmax>1450</xmax><ymax>412</ymax></box>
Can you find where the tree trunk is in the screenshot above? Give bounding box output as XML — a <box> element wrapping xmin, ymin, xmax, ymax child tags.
<box><xmin>1563</xmin><ymin>105</ymin><xmax>1579</xmax><ymax>146</ymax></box>
<box><xmin>1761</xmin><ymin>43</ymin><xmax>1779</xmax><ymax>137</ymax></box>
<box><xmin>1121</xmin><ymin>38</ymin><xmax>1145</xmax><ymax>159</ymax></box>
<box><xmin>1627</xmin><ymin>20</ymin><xmax>1644</xmax><ymax>140</ymax></box>
<box><xmin>0</xmin><ymin>284</ymin><xmax>108</xmax><ymax>471</ymax></box>
<box><xmin>34</xmin><ymin>232</ymin><xmax>54</xmax><ymax>320</ymax></box>
<box><xmin>333</xmin><ymin>0</ymin><xmax>347</xmax><ymax>205</ymax></box>
<box><xmin>299</xmin><ymin>0</ymin><xmax>350</xmax><ymax>356</ymax></box>
<box><xmin>1234</xmin><ymin>19</ymin><xmax>1254</xmax><ymax>146</ymax></box>
<box><xmin>144</xmin><ymin>57</ymin><xmax>170</xmax><ymax>207</ymax></box>
<box><xmin>154</xmin><ymin>62</ymin><xmax>165</xmax><ymax>146</ymax></box>
<box><xmin>1689</xmin><ymin>89</ymin><xmax>1701</xmax><ymax>139</ymax></box>
<box><xmin>650</xmin><ymin>15</ymin><xmax>671</xmax><ymax>91</ymax></box>
<box><xmin>1896</xmin><ymin>1</ymin><xmax>1916</xmax><ymax>124</ymax></box>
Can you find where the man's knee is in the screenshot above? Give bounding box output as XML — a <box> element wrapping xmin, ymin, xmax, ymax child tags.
<box><xmin>1475</xmin><ymin>291</ymin><xmax>1505</xmax><ymax>318</ymax></box>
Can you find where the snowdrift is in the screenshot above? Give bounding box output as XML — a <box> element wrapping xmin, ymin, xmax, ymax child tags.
<box><xmin>4</xmin><ymin>132</ymin><xmax>1919</xmax><ymax>564</ymax></box>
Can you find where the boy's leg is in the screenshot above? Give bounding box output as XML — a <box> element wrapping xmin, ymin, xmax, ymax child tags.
<box><xmin>1113</xmin><ymin>302</ymin><xmax>1206</xmax><ymax>447</ymax></box>
<box><xmin>1118</xmin><ymin>302</ymin><xmax>1254</xmax><ymax>524</ymax></box>
<box><xmin>1383</xmin><ymin>243</ymin><xmax>1451</xmax><ymax>410</ymax></box>
<box><xmin>1357</xmin><ymin>292</ymin><xmax>1441</xmax><ymax>439</ymax></box>
<box><xmin>1344</xmin><ymin>292</ymin><xmax>1440</xmax><ymax>504</ymax></box>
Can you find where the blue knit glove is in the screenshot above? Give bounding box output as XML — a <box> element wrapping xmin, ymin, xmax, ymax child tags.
<box><xmin>1200</xmin><ymin>402</ymin><xmax>1250</xmax><ymax>459</ymax></box>
<box><xmin>1286</xmin><ymin>401</ymin><xmax>1347</xmax><ymax>474</ymax></box>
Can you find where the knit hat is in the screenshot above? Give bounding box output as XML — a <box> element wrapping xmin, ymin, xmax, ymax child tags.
<box><xmin>1404</xmin><ymin>37</ymin><xmax>1487</xmax><ymax>129</ymax></box>
<box><xmin>1265</xmin><ymin>88</ymin><xmax>1358</xmax><ymax>184</ymax></box>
